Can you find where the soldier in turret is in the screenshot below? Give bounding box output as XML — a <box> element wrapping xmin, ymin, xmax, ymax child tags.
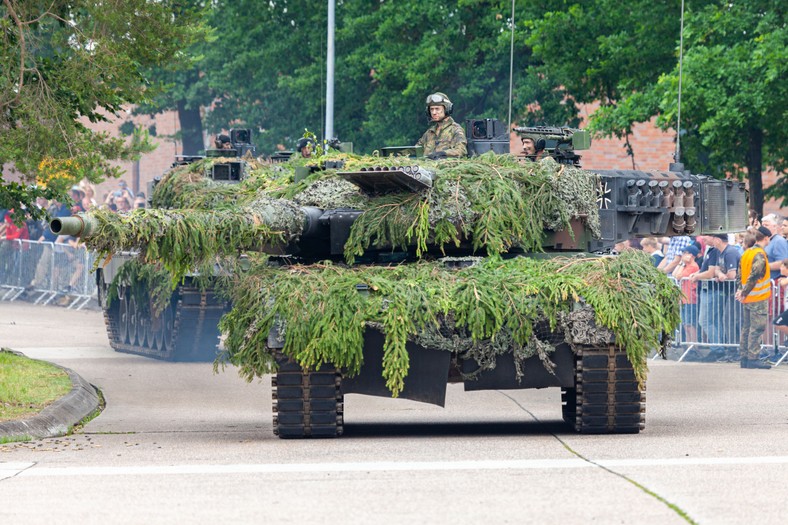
<box><xmin>416</xmin><ymin>92</ymin><xmax>466</xmax><ymax>159</ymax></box>
<box><xmin>520</xmin><ymin>137</ymin><xmax>546</xmax><ymax>161</ymax></box>
<box><xmin>296</xmin><ymin>137</ymin><xmax>315</xmax><ymax>158</ymax></box>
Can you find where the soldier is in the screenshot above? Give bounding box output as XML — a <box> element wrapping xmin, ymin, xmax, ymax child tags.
<box><xmin>214</xmin><ymin>134</ymin><xmax>233</xmax><ymax>150</ymax></box>
<box><xmin>416</xmin><ymin>92</ymin><xmax>466</xmax><ymax>159</ymax></box>
<box><xmin>734</xmin><ymin>229</ymin><xmax>772</xmax><ymax>369</ymax></box>
<box><xmin>521</xmin><ymin>137</ymin><xmax>545</xmax><ymax>161</ymax></box>
<box><xmin>296</xmin><ymin>137</ymin><xmax>315</xmax><ymax>158</ymax></box>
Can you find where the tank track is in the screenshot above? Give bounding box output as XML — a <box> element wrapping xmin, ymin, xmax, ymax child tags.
<box><xmin>562</xmin><ymin>344</ymin><xmax>645</xmax><ymax>434</ymax></box>
<box><xmin>271</xmin><ymin>356</ymin><xmax>344</xmax><ymax>439</ymax></box>
<box><xmin>103</xmin><ymin>284</ymin><xmax>226</xmax><ymax>362</ymax></box>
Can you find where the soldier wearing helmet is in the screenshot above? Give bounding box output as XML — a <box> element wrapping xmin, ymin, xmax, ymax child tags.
<box><xmin>416</xmin><ymin>92</ymin><xmax>467</xmax><ymax>159</ymax></box>
<box><xmin>296</xmin><ymin>137</ymin><xmax>315</xmax><ymax>158</ymax></box>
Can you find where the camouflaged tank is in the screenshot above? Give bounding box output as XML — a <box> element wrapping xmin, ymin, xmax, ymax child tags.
<box><xmin>51</xmin><ymin>121</ymin><xmax>748</xmax><ymax>437</ymax></box>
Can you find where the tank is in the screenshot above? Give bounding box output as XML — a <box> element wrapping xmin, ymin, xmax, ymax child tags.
<box><xmin>51</xmin><ymin>121</ymin><xmax>748</xmax><ymax>437</ymax></box>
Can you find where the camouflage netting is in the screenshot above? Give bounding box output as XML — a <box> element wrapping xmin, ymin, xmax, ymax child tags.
<box><xmin>71</xmin><ymin>153</ymin><xmax>678</xmax><ymax>395</ymax></box>
<box><xmin>217</xmin><ymin>251</ymin><xmax>681</xmax><ymax>396</ymax></box>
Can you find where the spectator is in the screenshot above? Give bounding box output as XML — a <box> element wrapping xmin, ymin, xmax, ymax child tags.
<box><xmin>613</xmin><ymin>240</ymin><xmax>631</xmax><ymax>253</ymax></box>
<box><xmin>641</xmin><ymin>238</ymin><xmax>664</xmax><ymax>267</ymax></box>
<box><xmin>781</xmin><ymin>217</ymin><xmax>788</xmax><ymax>241</ymax></box>
<box><xmin>761</xmin><ymin>213</ymin><xmax>788</xmax><ymax>274</ymax></box>
<box><xmin>69</xmin><ymin>186</ymin><xmax>86</xmax><ymax>214</ymax></box>
<box><xmin>79</xmin><ymin>181</ymin><xmax>98</xmax><ymax>210</ymax></box>
<box><xmin>115</xmin><ymin>196</ymin><xmax>132</xmax><ymax>212</ymax></box>
<box><xmin>748</xmin><ymin>209</ymin><xmax>760</xmax><ymax>229</ymax></box>
<box><xmin>53</xmin><ymin>234</ymin><xmax>84</xmax><ymax>300</ymax></box>
<box><xmin>771</xmin><ymin>259</ymin><xmax>788</xmax><ymax>341</ymax></box>
<box><xmin>658</xmin><ymin>235</ymin><xmax>693</xmax><ymax>274</ymax></box>
<box><xmin>0</xmin><ymin>209</ymin><xmax>30</xmax><ymax>287</ymax></box>
<box><xmin>117</xmin><ymin>179</ymin><xmax>135</xmax><ymax>200</ymax></box>
<box><xmin>672</xmin><ymin>244</ymin><xmax>701</xmax><ymax>343</ymax></box>
<box><xmin>690</xmin><ymin>236</ymin><xmax>721</xmax><ymax>360</ymax></box>
<box><xmin>133</xmin><ymin>192</ymin><xmax>147</xmax><ymax>209</ymax></box>
<box><xmin>28</xmin><ymin>199</ymin><xmax>71</xmax><ymax>292</ymax></box>
<box><xmin>734</xmin><ymin>230</ymin><xmax>772</xmax><ymax>369</ymax></box>
<box><xmin>710</xmin><ymin>233</ymin><xmax>742</xmax><ymax>360</ymax></box>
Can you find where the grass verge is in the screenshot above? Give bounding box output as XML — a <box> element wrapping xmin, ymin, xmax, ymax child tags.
<box><xmin>0</xmin><ymin>349</ymin><xmax>72</xmax><ymax>422</ymax></box>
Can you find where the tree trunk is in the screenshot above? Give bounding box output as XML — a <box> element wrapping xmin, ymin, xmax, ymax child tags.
<box><xmin>178</xmin><ymin>100</ymin><xmax>204</xmax><ymax>156</ymax></box>
<box><xmin>746</xmin><ymin>127</ymin><xmax>764</xmax><ymax>216</ymax></box>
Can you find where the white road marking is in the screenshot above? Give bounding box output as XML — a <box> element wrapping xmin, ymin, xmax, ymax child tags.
<box><xmin>3</xmin><ymin>456</ymin><xmax>788</xmax><ymax>478</ymax></box>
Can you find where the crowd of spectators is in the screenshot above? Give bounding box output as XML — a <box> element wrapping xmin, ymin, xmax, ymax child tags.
<box><xmin>615</xmin><ymin>212</ymin><xmax>788</xmax><ymax>366</ymax></box>
<box><xmin>0</xmin><ymin>179</ymin><xmax>147</xmax><ymax>304</ymax></box>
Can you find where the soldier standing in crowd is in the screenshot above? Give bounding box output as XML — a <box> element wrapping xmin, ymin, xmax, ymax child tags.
<box><xmin>416</xmin><ymin>92</ymin><xmax>467</xmax><ymax>159</ymax></box>
<box><xmin>735</xmin><ymin>229</ymin><xmax>772</xmax><ymax>369</ymax></box>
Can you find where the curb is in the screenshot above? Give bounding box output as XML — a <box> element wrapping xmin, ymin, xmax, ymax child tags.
<box><xmin>0</xmin><ymin>355</ymin><xmax>100</xmax><ymax>441</ymax></box>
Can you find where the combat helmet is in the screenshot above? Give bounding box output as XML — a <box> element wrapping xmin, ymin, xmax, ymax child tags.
<box><xmin>296</xmin><ymin>137</ymin><xmax>316</xmax><ymax>152</ymax></box>
<box><xmin>425</xmin><ymin>92</ymin><xmax>453</xmax><ymax>117</ymax></box>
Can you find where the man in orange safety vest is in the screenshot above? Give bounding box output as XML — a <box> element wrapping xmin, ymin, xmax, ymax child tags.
<box><xmin>734</xmin><ymin>227</ymin><xmax>772</xmax><ymax>369</ymax></box>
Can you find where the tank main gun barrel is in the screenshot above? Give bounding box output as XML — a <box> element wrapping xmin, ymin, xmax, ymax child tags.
<box><xmin>50</xmin><ymin>205</ymin><xmax>326</xmax><ymax>241</ymax></box>
<box><xmin>50</xmin><ymin>215</ymin><xmax>98</xmax><ymax>238</ymax></box>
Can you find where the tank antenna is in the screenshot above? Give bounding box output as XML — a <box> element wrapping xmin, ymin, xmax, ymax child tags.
<box><xmin>507</xmin><ymin>0</ymin><xmax>516</xmax><ymax>132</ymax></box>
<box><xmin>673</xmin><ymin>0</ymin><xmax>686</xmax><ymax>167</ymax></box>
<box><xmin>325</xmin><ymin>0</ymin><xmax>336</xmax><ymax>142</ymax></box>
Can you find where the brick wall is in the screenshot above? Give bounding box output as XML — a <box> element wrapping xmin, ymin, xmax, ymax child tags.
<box><xmin>88</xmin><ymin>110</ymin><xmax>186</xmax><ymax>203</ymax></box>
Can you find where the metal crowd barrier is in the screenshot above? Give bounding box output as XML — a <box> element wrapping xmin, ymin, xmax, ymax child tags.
<box><xmin>662</xmin><ymin>277</ymin><xmax>788</xmax><ymax>366</ymax></box>
<box><xmin>0</xmin><ymin>239</ymin><xmax>97</xmax><ymax>310</ymax></box>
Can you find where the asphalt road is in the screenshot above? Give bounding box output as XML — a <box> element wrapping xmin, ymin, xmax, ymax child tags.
<box><xmin>1</xmin><ymin>301</ymin><xmax>787</xmax><ymax>525</ymax></box>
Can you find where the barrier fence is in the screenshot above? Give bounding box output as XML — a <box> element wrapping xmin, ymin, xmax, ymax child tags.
<box><xmin>1</xmin><ymin>239</ymin><xmax>787</xmax><ymax>364</ymax></box>
<box><xmin>0</xmin><ymin>239</ymin><xmax>97</xmax><ymax>310</ymax></box>
<box><xmin>661</xmin><ymin>276</ymin><xmax>787</xmax><ymax>365</ymax></box>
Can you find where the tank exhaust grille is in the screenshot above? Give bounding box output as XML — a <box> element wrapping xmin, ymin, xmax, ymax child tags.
<box><xmin>700</xmin><ymin>181</ymin><xmax>747</xmax><ymax>233</ymax></box>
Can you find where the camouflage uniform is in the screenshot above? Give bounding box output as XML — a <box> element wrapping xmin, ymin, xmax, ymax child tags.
<box><xmin>736</xmin><ymin>249</ymin><xmax>769</xmax><ymax>361</ymax></box>
<box><xmin>417</xmin><ymin>116</ymin><xmax>467</xmax><ymax>157</ymax></box>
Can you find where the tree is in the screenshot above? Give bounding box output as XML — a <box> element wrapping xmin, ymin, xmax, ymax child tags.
<box><xmin>526</xmin><ymin>0</ymin><xmax>787</xmax><ymax>214</ymax></box>
<box><xmin>0</xmin><ymin>0</ymin><xmax>206</xmax><ymax>221</ymax></box>
<box><xmin>151</xmin><ymin>1</ymin><xmax>539</xmax><ymax>154</ymax></box>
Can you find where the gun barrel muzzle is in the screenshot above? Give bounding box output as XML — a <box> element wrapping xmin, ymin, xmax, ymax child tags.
<box><xmin>49</xmin><ymin>215</ymin><xmax>97</xmax><ymax>238</ymax></box>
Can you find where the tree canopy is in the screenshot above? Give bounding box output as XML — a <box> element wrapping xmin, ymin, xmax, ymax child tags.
<box><xmin>0</xmin><ymin>0</ymin><xmax>206</xmax><ymax>221</ymax></box>
<box><xmin>527</xmin><ymin>0</ymin><xmax>786</xmax><ymax>212</ymax></box>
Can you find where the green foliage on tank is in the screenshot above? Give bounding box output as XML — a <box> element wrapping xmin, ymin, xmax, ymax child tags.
<box><xmin>61</xmin><ymin>153</ymin><xmax>680</xmax><ymax>395</ymax></box>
